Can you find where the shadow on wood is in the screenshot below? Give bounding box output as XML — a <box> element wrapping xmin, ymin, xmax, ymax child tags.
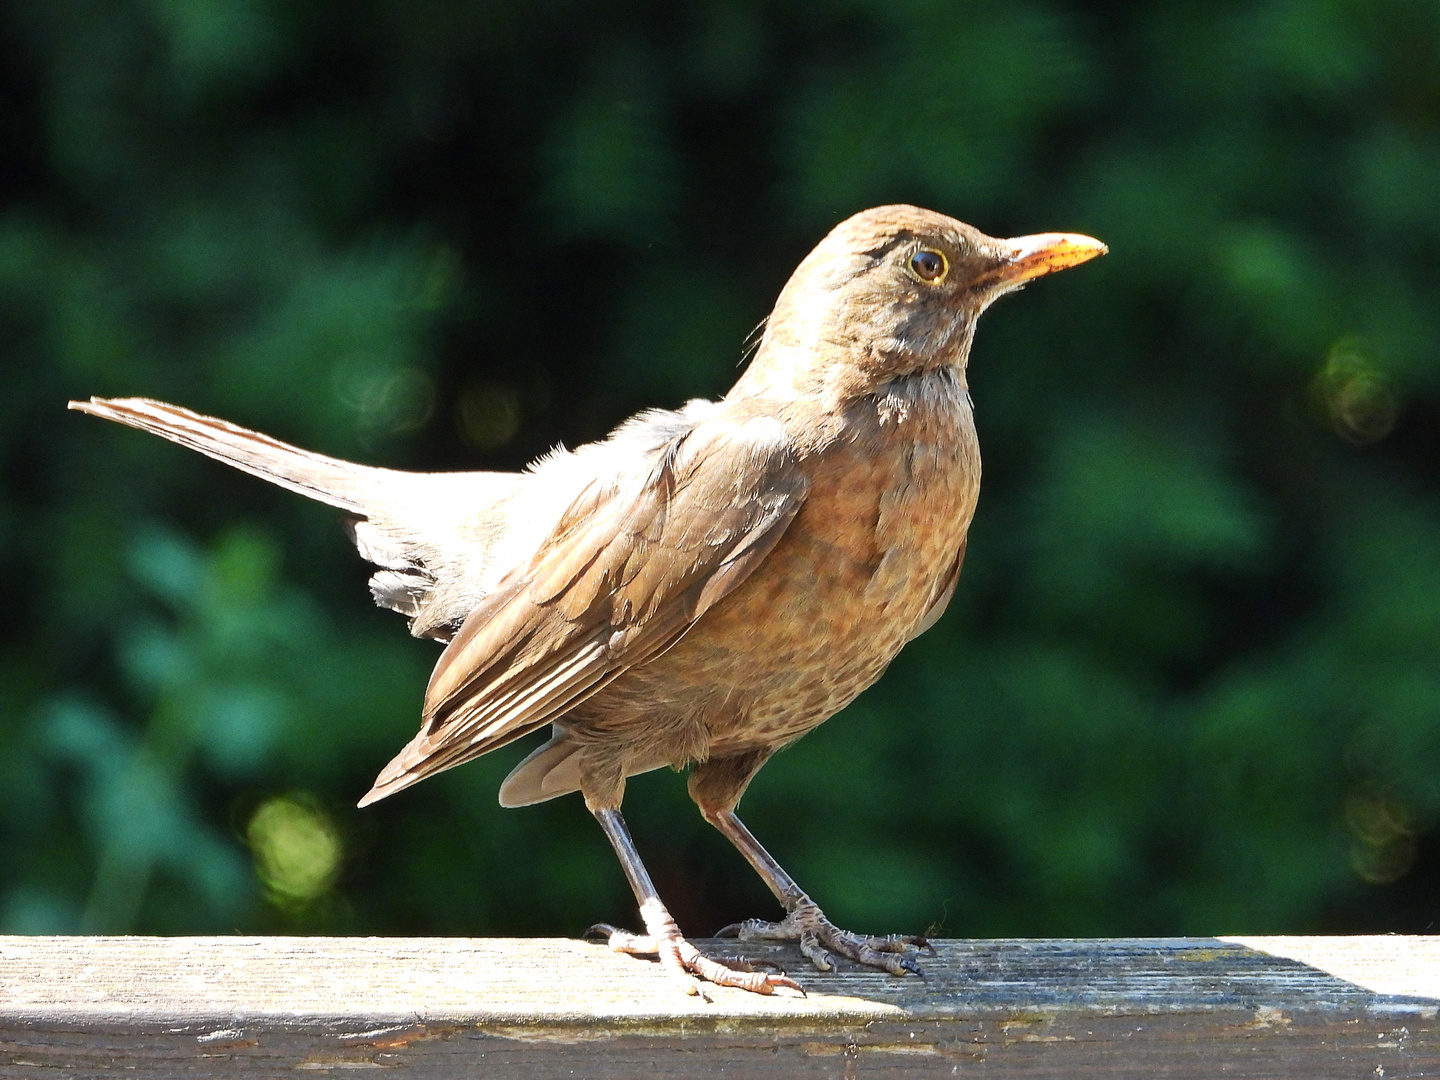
<box><xmin>1</xmin><ymin>936</ymin><xmax>1437</xmax><ymax>1076</ymax></box>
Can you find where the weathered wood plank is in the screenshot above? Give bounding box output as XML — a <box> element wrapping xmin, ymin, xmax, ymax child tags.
<box><xmin>1</xmin><ymin>936</ymin><xmax>1436</xmax><ymax>1077</ymax></box>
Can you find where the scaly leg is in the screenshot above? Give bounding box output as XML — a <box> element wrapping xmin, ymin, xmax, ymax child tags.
<box><xmin>587</xmin><ymin>806</ymin><xmax>802</xmax><ymax>996</ymax></box>
<box><xmin>705</xmin><ymin>808</ymin><xmax>930</xmax><ymax>977</ymax></box>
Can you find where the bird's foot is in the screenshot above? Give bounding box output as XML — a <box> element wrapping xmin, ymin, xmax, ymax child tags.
<box><xmin>586</xmin><ymin>899</ymin><xmax>803</xmax><ymax>998</ymax></box>
<box><xmin>716</xmin><ymin>896</ymin><xmax>932</xmax><ymax>976</ymax></box>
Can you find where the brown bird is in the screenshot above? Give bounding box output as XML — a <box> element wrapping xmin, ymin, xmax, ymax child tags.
<box><xmin>70</xmin><ymin>205</ymin><xmax>1104</xmax><ymax>995</ymax></box>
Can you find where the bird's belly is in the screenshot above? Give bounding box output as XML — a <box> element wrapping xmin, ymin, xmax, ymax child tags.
<box><xmin>700</xmin><ymin>433</ymin><xmax>977</xmax><ymax>748</ymax></box>
<box><xmin>576</xmin><ymin>402</ymin><xmax>980</xmax><ymax>763</ymax></box>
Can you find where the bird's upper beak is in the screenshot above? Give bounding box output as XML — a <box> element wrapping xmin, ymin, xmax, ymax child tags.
<box><xmin>980</xmin><ymin>232</ymin><xmax>1108</xmax><ymax>291</ymax></box>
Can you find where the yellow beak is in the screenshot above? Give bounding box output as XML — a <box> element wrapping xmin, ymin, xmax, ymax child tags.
<box><xmin>986</xmin><ymin>232</ymin><xmax>1108</xmax><ymax>288</ymax></box>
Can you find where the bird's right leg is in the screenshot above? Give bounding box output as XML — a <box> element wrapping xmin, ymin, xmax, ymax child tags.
<box><xmin>690</xmin><ymin>750</ymin><xmax>929</xmax><ymax>977</ymax></box>
<box><xmin>705</xmin><ymin>807</ymin><xmax>928</xmax><ymax>976</ymax></box>
<box><xmin>586</xmin><ymin>805</ymin><xmax>802</xmax><ymax>996</ymax></box>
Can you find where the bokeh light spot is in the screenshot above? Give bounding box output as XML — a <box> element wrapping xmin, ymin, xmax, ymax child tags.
<box><xmin>246</xmin><ymin>794</ymin><xmax>342</xmax><ymax>907</ymax></box>
<box><xmin>1344</xmin><ymin>789</ymin><xmax>1420</xmax><ymax>886</ymax></box>
<box><xmin>335</xmin><ymin>362</ymin><xmax>436</xmax><ymax>435</ymax></box>
<box><xmin>1313</xmin><ymin>339</ymin><xmax>1399</xmax><ymax>445</ymax></box>
<box><xmin>457</xmin><ymin>380</ymin><xmax>523</xmax><ymax>449</ymax></box>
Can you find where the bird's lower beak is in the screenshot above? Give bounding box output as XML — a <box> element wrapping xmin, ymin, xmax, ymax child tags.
<box><xmin>983</xmin><ymin>232</ymin><xmax>1108</xmax><ymax>290</ymax></box>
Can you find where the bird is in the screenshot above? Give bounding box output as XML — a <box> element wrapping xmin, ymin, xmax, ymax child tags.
<box><xmin>70</xmin><ymin>205</ymin><xmax>1105</xmax><ymax>996</ymax></box>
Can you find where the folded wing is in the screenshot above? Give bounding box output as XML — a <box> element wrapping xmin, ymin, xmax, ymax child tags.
<box><xmin>358</xmin><ymin>409</ymin><xmax>809</xmax><ymax>806</ymax></box>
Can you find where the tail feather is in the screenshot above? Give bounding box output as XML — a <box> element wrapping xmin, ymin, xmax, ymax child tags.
<box><xmin>495</xmin><ymin>730</ymin><xmax>585</xmax><ymax>808</ymax></box>
<box><xmin>68</xmin><ymin>397</ymin><xmax>388</xmax><ymax>513</ymax></box>
<box><xmin>70</xmin><ymin>395</ymin><xmax>526</xmax><ymax>640</ymax></box>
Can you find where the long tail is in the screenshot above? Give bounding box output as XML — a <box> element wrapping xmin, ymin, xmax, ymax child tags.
<box><xmin>69</xmin><ymin>396</ymin><xmax>527</xmax><ymax>645</ymax></box>
<box><xmin>68</xmin><ymin>397</ymin><xmax>396</xmax><ymax>513</ymax></box>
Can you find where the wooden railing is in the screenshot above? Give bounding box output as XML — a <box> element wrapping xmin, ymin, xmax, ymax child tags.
<box><xmin>1</xmin><ymin>936</ymin><xmax>1436</xmax><ymax>1076</ymax></box>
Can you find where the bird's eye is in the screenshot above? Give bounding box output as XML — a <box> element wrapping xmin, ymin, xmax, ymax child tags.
<box><xmin>909</xmin><ymin>248</ymin><xmax>948</xmax><ymax>284</ymax></box>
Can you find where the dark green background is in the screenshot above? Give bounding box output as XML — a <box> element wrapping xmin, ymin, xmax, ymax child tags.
<box><xmin>2</xmin><ymin>0</ymin><xmax>1436</xmax><ymax>941</ymax></box>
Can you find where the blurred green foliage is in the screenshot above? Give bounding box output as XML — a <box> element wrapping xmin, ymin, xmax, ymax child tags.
<box><xmin>2</xmin><ymin>0</ymin><xmax>1438</xmax><ymax>939</ymax></box>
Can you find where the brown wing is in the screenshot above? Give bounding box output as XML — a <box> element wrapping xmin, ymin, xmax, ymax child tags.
<box><xmin>358</xmin><ymin>413</ymin><xmax>808</xmax><ymax>806</ymax></box>
<box><xmin>908</xmin><ymin>536</ymin><xmax>967</xmax><ymax>641</ymax></box>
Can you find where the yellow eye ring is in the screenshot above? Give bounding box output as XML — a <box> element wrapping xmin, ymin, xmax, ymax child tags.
<box><xmin>909</xmin><ymin>248</ymin><xmax>948</xmax><ymax>284</ymax></box>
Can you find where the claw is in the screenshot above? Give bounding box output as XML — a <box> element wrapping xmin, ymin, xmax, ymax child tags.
<box><xmin>588</xmin><ymin>920</ymin><xmax>805</xmax><ymax>996</ymax></box>
<box><xmin>720</xmin><ymin>899</ymin><xmax>929</xmax><ymax>978</ymax></box>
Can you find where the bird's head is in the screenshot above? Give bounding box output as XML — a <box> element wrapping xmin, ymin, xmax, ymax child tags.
<box><xmin>732</xmin><ymin>204</ymin><xmax>1106</xmax><ymax>402</ymax></box>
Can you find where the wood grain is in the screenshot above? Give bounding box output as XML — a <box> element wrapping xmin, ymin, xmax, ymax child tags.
<box><xmin>1</xmin><ymin>936</ymin><xmax>1436</xmax><ymax>1077</ymax></box>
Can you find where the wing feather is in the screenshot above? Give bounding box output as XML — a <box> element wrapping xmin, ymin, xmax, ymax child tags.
<box><xmin>908</xmin><ymin>536</ymin><xmax>967</xmax><ymax>640</ymax></box>
<box><xmin>359</xmin><ymin>411</ymin><xmax>807</xmax><ymax>805</ymax></box>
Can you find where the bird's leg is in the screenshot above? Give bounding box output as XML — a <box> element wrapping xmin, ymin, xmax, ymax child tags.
<box><xmin>705</xmin><ymin>809</ymin><xmax>930</xmax><ymax>977</ymax></box>
<box><xmin>586</xmin><ymin>806</ymin><xmax>802</xmax><ymax>996</ymax></box>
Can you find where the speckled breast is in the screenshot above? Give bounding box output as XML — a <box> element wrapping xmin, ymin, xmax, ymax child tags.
<box><xmin>589</xmin><ymin>368</ymin><xmax>981</xmax><ymax>763</ymax></box>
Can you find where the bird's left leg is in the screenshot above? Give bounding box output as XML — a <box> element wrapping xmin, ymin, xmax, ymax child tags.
<box><xmin>586</xmin><ymin>805</ymin><xmax>802</xmax><ymax>996</ymax></box>
<box><xmin>691</xmin><ymin>752</ymin><xmax>930</xmax><ymax>977</ymax></box>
